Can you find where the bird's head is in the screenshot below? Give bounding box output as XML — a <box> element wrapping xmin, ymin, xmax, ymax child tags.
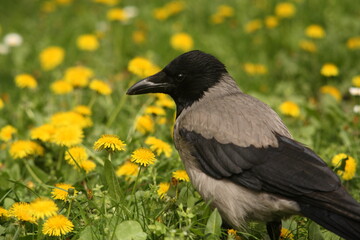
<box><xmin>126</xmin><ymin>50</ymin><xmax>227</xmax><ymax>114</ymax></box>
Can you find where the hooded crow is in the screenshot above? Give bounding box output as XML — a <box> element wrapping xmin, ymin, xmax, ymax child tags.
<box><xmin>127</xmin><ymin>50</ymin><xmax>360</xmax><ymax>240</ymax></box>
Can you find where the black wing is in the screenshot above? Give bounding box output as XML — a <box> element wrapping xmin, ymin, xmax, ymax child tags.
<box><xmin>180</xmin><ymin>128</ymin><xmax>339</xmax><ymax>195</ymax></box>
<box><xmin>179</xmin><ymin>129</ymin><xmax>360</xmax><ymax>219</ymax></box>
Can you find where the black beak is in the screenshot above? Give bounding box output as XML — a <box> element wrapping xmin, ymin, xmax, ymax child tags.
<box><xmin>126</xmin><ymin>71</ymin><xmax>173</xmax><ymax>95</ymax></box>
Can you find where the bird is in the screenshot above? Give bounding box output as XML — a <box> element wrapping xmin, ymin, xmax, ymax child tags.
<box><xmin>126</xmin><ymin>50</ymin><xmax>360</xmax><ymax>240</ymax></box>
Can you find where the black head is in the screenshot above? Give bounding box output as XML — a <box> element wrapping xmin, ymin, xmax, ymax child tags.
<box><xmin>127</xmin><ymin>50</ymin><xmax>227</xmax><ymax>114</ymax></box>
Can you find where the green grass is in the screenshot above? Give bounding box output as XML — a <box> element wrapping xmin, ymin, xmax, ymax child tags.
<box><xmin>0</xmin><ymin>0</ymin><xmax>359</xmax><ymax>239</ymax></box>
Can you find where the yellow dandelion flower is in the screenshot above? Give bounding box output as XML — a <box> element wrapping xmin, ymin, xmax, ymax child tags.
<box><xmin>153</xmin><ymin>8</ymin><xmax>169</xmax><ymax>21</ymax></box>
<box><xmin>65</xmin><ymin>146</ymin><xmax>88</xmax><ymax>166</ymax></box>
<box><xmin>73</xmin><ymin>105</ymin><xmax>92</xmax><ymax>116</ymax></box>
<box><xmin>275</xmin><ymin>2</ymin><xmax>296</xmax><ymax>18</ymax></box>
<box><xmin>228</xmin><ymin>229</ymin><xmax>237</xmax><ymax>236</ymax></box>
<box><xmin>107</xmin><ymin>8</ymin><xmax>128</xmax><ymax>22</ymax></box>
<box><xmin>93</xmin><ymin>0</ymin><xmax>119</xmax><ymax>6</ymax></box>
<box><xmin>245</xmin><ymin>19</ymin><xmax>262</xmax><ymax>33</ymax></box>
<box><xmin>332</xmin><ymin>153</ymin><xmax>357</xmax><ymax>181</ymax></box>
<box><xmin>280</xmin><ymin>228</ymin><xmax>294</xmax><ymax>240</ymax></box>
<box><xmin>9</xmin><ymin>140</ymin><xmax>44</xmax><ymax>159</ymax></box>
<box><xmin>64</xmin><ymin>66</ymin><xmax>93</xmax><ymax>87</ymax></box>
<box><xmin>243</xmin><ymin>63</ymin><xmax>268</xmax><ymax>75</ymax></box>
<box><xmin>0</xmin><ymin>207</ymin><xmax>9</xmax><ymax>218</ymax></box>
<box><xmin>131</xmin><ymin>148</ymin><xmax>156</xmax><ymax>166</ymax></box>
<box><xmin>265</xmin><ymin>16</ymin><xmax>279</xmax><ymax>29</ymax></box>
<box><xmin>9</xmin><ymin>202</ymin><xmax>36</xmax><ymax>222</ymax></box>
<box><xmin>30</xmin><ymin>124</ymin><xmax>55</xmax><ymax>142</ymax></box>
<box><xmin>157</xmin><ymin>117</ymin><xmax>167</xmax><ymax>125</ymax></box>
<box><xmin>320</xmin><ymin>85</ymin><xmax>342</xmax><ymax>101</ymax></box>
<box><xmin>172</xmin><ymin>170</ymin><xmax>190</xmax><ymax>182</ymax></box>
<box><xmin>165</xmin><ymin>1</ymin><xmax>185</xmax><ymax>15</ymax></box>
<box><xmin>93</xmin><ymin>134</ymin><xmax>126</xmax><ymax>152</ymax></box>
<box><xmin>155</xmin><ymin>94</ymin><xmax>175</xmax><ymax>108</ymax></box>
<box><xmin>157</xmin><ymin>182</ymin><xmax>170</xmax><ymax>199</ymax></box>
<box><xmin>52</xmin><ymin>183</ymin><xmax>77</xmax><ymax>201</ymax></box>
<box><xmin>116</xmin><ymin>161</ymin><xmax>139</xmax><ymax>177</ymax></box>
<box><xmin>132</xmin><ymin>30</ymin><xmax>146</xmax><ymax>44</ymax></box>
<box><xmin>128</xmin><ymin>57</ymin><xmax>161</xmax><ymax>78</ymax></box>
<box><xmin>135</xmin><ymin>115</ymin><xmax>154</xmax><ymax>134</ymax></box>
<box><xmin>51</xmin><ymin>80</ymin><xmax>74</xmax><ymax>94</ymax></box>
<box><xmin>80</xmin><ymin>160</ymin><xmax>96</xmax><ymax>173</ymax></box>
<box><xmin>145</xmin><ymin>106</ymin><xmax>166</xmax><ymax>116</ymax></box>
<box><xmin>153</xmin><ymin>1</ymin><xmax>185</xmax><ymax>21</ymax></box>
<box><xmin>15</xmin><ymin>74</ymin><xmax>37</xmax><ymax>89</ymax></box>
<box><xmin>216</xmin><ymin>5</ymin><xmax>234</xmax><ymax>18</ymax></box>
<box><xmin>305</xmin><ymin>25</ymin><xmax>325</xmax><ymax>39</ymax></box>
<box><xmin>89</xmin><ymin>79</ymin><xmax>112</xmax><ymax>95</ymax></box>
<box><xmin>0</xmin><ymin>98</ymin><xmax>4</xmax><ymax>109</ymax></box>
<box><xmin>31</xmin><ymin>141</ymin><xmax>45</xmax><ymax>156</ymax></box>
<box><xmin>346</xmin><ymin>36</ymin><xmax>360</xmax><ymax>50</ymax></box>
<box><xmin>41</xmin><ymin>1</ymin><xmax>56</xmax><ymax>13</ymax></box>
<box><xmin>320</xmin><ymin>63</ymin><xmax>339</xmax><ymax>77</ymax></box>
<box><xmin>210</xmin><ymin>5</ymin><xmax>235</xmax><ymax>24</ymax></box>
<box><xmin>52</xmin><ymin>125</ymin><xmax>84</xmax><ymax>147</ymax></box>
<box><xmin>299</xmin><ymin>40</ymin><xmax>317</xmax><ymax>53</ymax></box>
<box><xmin>170</xmin><ymin>32</ymin><xmax>194</xmax><ymax>52</ymax></box>
<box><xmin>30</xmin><ymin>198</ymin><xmax>58</xmax><ymax>220</ymax></box>
<box><xmin>39</xmin><ymin>46</ymin><xmax>65</xmax><ymax>71</ymax></box>
<box><xmin>77</xmin><ymin>34</ymin><xmax>99</xmax><ymax>51</ymax></box>
<box><xmin>42</xmin><ymin>215</ymin><xmax>74</xmax><ymax>236</ymax></box>
<box><xmin>210</xmin><ymin>14</ymin><xmax>224</xmax><ymax>24</ymax></box>
<box><xmin>50</xmin><ymin>111</ymin><xmax>92</xmax><ymax>129</ymax></box>
<box><xmin>279</xmin><ymin>101</ymin><xmax>300</xmax><ymax>118</ymax></box>
<box><xmin>145</xmin><ymin>137</ymin><xmax>172</xmax><ymax>157</ymax></box>
<box><xmin>0</xmin><ymin>125</ymin><xmax>17</xmax><ymax>142</ymax></box>
<box><xmin>27</xmin><ymin>181</ymin><xmax>35</xmax><ymax>189</ymax></box>
<box><xmin>352</xmin><ymin>75</ymin><xmax>360</xmax><ymax>87</ymax></box>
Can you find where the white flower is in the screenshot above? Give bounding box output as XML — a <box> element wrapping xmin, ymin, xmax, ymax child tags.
<box><xmin>4</xmin><ymin>33</ymin><xmax>23</xmax><ymax>47</ymax></box>
<box><xmin>349</xmin><ymin>87</ymin><xmax>360</xmax><ymax>96</ymax></box>
<box><xmin>0</xmin><ymin>43</ymin><xmax>9</xmax><ymax>55</ymax></box>
<box><xmin>124</xmin><ymin>6</ymin><xmax>138</xmax><ymax>19</ymax></box>
<box><xmin>354</xmin><ymin>105</ymin><xmax>360</xmax><ymax>114</ymax></box>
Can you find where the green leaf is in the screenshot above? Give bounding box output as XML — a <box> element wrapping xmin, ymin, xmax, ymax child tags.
<box><xmin>78</xmin><ymin>226</ymin><xmax>100</xmax><ymax>240</ymax></box>
<box><xmin>104</xmin><ymin>159</ymin><xmax>122</xmax><ymax>203</ymax></box>
<box><xmin>205</xmin><ymin>208</ymin><xmax>222</xmax><ymax>239</ymax></box>
<box><xmin>308</xmin><ymin>222</ymin><xmax>324</xmax><ymax>240</ymax></box>
<box><xmin>28</xmin><ymin>163</ymin><xmax>49</xmax><ymax>183</ymax></box>
<box><xmin>0</xmin><ymin>172</ymin><xmax>11</xmax><ymax>190</ymax></box>
<box><xmin>114</xmin><ymin>220</ymin><xmax>147</xmax><ymax>240</ymax></box>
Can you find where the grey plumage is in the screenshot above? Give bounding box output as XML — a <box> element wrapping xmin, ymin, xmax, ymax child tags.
<box><xmin>175</xmin><ymin>74</ymin><xmax>291</xmax><ymax>148</ymax></box>
<box><xmin>127</xmin><ymin>50</ymin><xmax>360</xmax><ymax>240</ymax></box>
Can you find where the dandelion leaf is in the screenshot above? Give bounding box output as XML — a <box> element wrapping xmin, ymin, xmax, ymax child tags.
<box><xmin>205</xmin><ymin>208</ymin><xmax>222</xmax><ymax>239</ymax></box>
<box><xmin>104</xmin><ymin>159</ymin><xmax>122</xmax><ymax>202</ymax></box>
<box><xmin>114</xmin><ymin>220</ymin><xmax>147</xmax><ymax>240</ymax></box>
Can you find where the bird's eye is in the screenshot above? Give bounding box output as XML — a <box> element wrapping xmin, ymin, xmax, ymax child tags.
<box><xmin>177</xmin><ymin>73</ymin><xmax>185</xmax><ymax>81</ymax></box>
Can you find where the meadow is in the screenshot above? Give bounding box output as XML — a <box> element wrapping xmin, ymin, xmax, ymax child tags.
<box><xmin>0</xmin><ymin>0</ymin><xmax>359</xmax><ymax>239</ymax></box>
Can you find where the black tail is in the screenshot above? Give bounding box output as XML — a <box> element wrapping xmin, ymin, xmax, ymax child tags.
<box><xmin>298</xmin><ymin>187</ymin><xmax>360</xmax><ymax>240</ymax></box>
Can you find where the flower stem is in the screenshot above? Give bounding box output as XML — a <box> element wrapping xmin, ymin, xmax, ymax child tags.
<box><xmin>56</xmin><ymin>147</ymin><xmax>64</xmax><ymax>171</ymax></box>
<box><xmin>106</xmin><ymin>93</ymin><xmax>128</xmax><ymax>127</ymax></box>
<box><xmin>88</xmin><ymin>92</ymin><xmax>97</xmax><ymax>108</ymax></box>
<box><xmin>131</xmin><ymin>166</ymin><xmax>142</xmax><ymax>218</ymax></box>
<box><xmin>131</xmin><ymin>166</ymin><xmax>142</xmax><ymax>196</ymax></box>
<box><xmin>67</xmin><ymin>200</ymin><xmax>73</xmax><ymax>218</ymax></box>
<box><xmin>12</xmin><ymin>224</ymin><xmax>21</xmax><ymax>240</ymax></box>
<box><xmin>23</xmin><ymin>160</ymin><xmax>44</xmax><ymax>185</ymax></box>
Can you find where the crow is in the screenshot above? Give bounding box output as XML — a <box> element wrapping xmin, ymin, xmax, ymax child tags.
<box><xmin>127</xmin><ymin>50</ymin><xmax>360</xmax><ymax>240</ymax></box>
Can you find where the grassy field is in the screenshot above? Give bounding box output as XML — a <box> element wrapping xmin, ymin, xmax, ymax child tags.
<box><xmin>0</xmin><ymin>0</ymin><xmax>359</xmax><ymax>239</ymax></box>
